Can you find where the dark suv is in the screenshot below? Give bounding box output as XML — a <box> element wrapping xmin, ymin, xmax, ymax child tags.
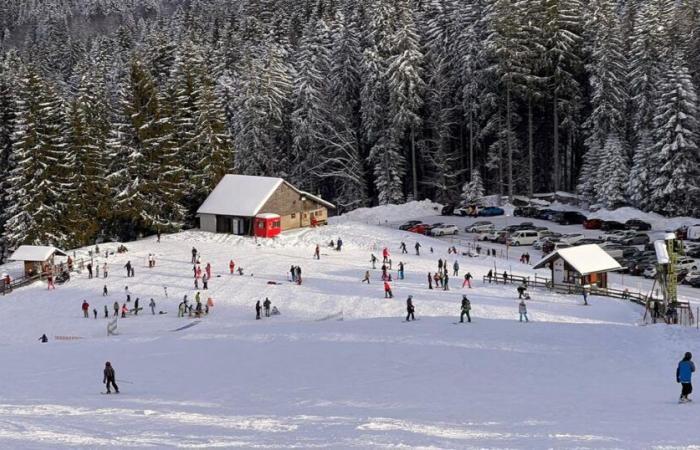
<box><xmin>554</xmin><ymin>211</ymin><xmax>587</xmax><ymax>225</ymax></box>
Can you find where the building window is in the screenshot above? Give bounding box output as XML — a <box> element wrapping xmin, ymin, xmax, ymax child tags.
<box><xmin>273</xmin><ymin>221</ymin><xmax>281</xmax><ymax>228</ymax></box>
<box><xmin>291</xmin><ymin>213</ymin><xmax>296</xmax><ymax>219</ymax></box>
<box><xmin>258</xmin><ymin>222</ymin><xmax>264</xmax><ymax>229</ymax></box>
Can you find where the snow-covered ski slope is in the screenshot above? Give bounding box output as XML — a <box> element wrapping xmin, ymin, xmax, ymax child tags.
<box><xmin>1</xmin><ymin>205</ymin><xmax>699</xmax><ymax>448</ymax></box>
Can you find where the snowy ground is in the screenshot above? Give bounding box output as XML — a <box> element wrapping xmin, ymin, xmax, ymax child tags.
<box><xmin>1</xmin><ymin>207</ymin><xmax>700</xmax><ymax>448</ymax></box>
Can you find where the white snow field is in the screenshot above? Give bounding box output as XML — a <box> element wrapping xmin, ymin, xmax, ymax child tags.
<box><xmin>1</xmin><ymin>207</ymin><xmax>699</xmax><ymax>449</ymax></box>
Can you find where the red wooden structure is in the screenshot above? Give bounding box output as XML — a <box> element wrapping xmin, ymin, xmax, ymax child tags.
<box><xmin>254</xmin><ymin>213</ymin><xmax>282</xmax><ymax>238</ymax></box>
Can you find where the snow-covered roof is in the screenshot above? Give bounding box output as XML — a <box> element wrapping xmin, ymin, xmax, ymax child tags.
<box><xmin>256</xmin><ymin>213</ymin><xmax>281</xmax><ymax>219</ymax></box>
<box><xmin>9</xmin><ymin>245</ymin><xmax>67</xmax><ymax>262</ymax></box>
<box><xmin>197</xmin><ymin>175</ymin><xmax>284</xmax><ymax>217</ymax></box>
<box><xmin>533</xmin><ymin>244</ymin><xmax>622</xmax><ymax>276</ymax></box>
<box><xmin>197</xmin><ymin>175</ymin><xmax>335</xmax><ymax>217</ymax></box>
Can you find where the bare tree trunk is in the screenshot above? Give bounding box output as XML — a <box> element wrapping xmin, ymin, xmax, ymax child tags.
<box><xmin>411</xmin><ymin>127</ymin><xmax>417</xmax><ymax>200</ymax></box>
<box><xmin>528</xmin><ymin>92</ymin><xmax>534</xmax><ymax>198</ymax></box>
<box><xmin>552</xmin><ymin>93</ymin><xmax>560</xmax><ymax>192</ymax></box>
<box><xmin>506</xmin><ymin>84</ymin><xmax>513</xmax><ymax>202</ymax></box>
<box><xmin>469</xmin><ymin>112</ymin><xmax>474</xmax><ymax>178</ymax></box>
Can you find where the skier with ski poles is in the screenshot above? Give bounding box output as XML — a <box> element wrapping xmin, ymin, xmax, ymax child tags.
<box><xmin>460</xmin><ymin>295</ymin><xmax>471</xmax><ymax>323</ymax></box>
<box><xmin>103</xmin><ymin>361</ymin><xmax>119</xmax><ymax>394</ymax></box>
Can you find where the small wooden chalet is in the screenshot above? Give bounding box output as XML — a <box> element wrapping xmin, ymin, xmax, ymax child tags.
<box><xmin>196</xmin><ymin>175</ymin><xmax>335</xmax><ymax>236</ymax></box>
<box><xmin>9</xmin><ymin>245</ymin><xmax>67</xmax><ymax>277</ymax></box>
<box><xmin>533</xmin><ymin>244</ymin><xmax>622</xmax><ymax>289</ymax></box>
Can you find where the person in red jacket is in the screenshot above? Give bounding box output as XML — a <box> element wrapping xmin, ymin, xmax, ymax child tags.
<box><xmin>229</xmin><ymin>260</ymin><xmax>235</xmax><ymax>274</ymax></box>
<box><xmin>205</xmin><ymin>263</ymin><xmax>211</xmax><ymax>279</ymax></box>
<box><xmin>82</xmin><ymin>300</ymin><xmax>90</xmax><ymax>318</ymax></box>
<box><xmin>384</xmin><ymin>281</ymin><xmax>393</xmax><ymax>298</ymax></box>
<box><xmin>382</xmin><ymin>247</ymin><xmax>390</xmax><ymax>263</ymax></box>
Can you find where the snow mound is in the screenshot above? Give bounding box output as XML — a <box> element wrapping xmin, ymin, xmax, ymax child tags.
<box><xmin>331</xmin><ymin>200</ymin><xmax>442</xmax><ymax>225</ymax></box>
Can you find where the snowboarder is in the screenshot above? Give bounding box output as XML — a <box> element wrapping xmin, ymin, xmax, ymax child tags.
<box><xmin>453</xmin><ymin>261</ymin><xmax>459</xmax><ymax>277</ymax></box>
<box><xmin>370</xmin><ymin>254</ymin><xmax>378</xmax><ymax>269</ymax></box>
<box><xmin>103</xmin><ymin>263</ymin><xmax>108</xmax><ymax>278</ymax></box>
<box><xmin>134</xmin><ymin>298</ymin><xmax>139</xmax><ymax>316</ymax></box>
<box><xmin>428</xmin><ymin>272</ymin><xmax>433</xmax><ymax>289</ymax></box>
<box><xmin>103</xmin><ymin>285</ymin><xmax>108</xmax><ymax>296</ymax></box>
<box><xmin>384</xmin><ymin>281</ymin><xmax>393</xmax><ymax>298</ymax></box>
<box><xmin>460</xmin><ymin>296</ymin><xmax>471</xmax><ymax>323</ymax></box>
<box><xmin>104</xmin><ymin>305</ymin><xmax>108</xmax><ymax>318</ymax></box>
<box><xmin>124</xmin><ymin>261</ymin><xmax>132</xmax><ymax>278</ymax></box>
<box><xmin>463</xmin><ymin>272</ymin><xmax>473</xmax><ymax>288</ymax></box>
<box><xmin>229</xmin><ymin>259</ymin><xmax>235</xmax><ymax>274</ymax></box>
<box><xmin>103</xmin><ymin>361</ymin><xmax>119</xmax><ymax>394</ymax></box>
<box><xmin>406</xmin><ymin>296</ymin><xmax>415</xmax><ymax>321</ymax></box>
<box><xmin>82</xmin><ymin>300</ymin><xmax>90</xmax><ymax>318</ymax></box>
<box><xmin>263</xmin><ymin>297</ymin><xmax>271</xmax><ymax>317</ymax></box>
<box><xmin>314</xmin><ymin>244</ymin><xmax>320</xmax><ymax>260</ymax></box>
<box><xmin>113</xmin><ymin>301</ymin><xmax>119</xmax><ymax>318</ymax></box>
<box><xmin>517</xmin><ymin>284</ymin><xmax>527</xmax><ymax>299</ymax></box>
<box><xmin>398</xmin><ymin>262</ymin><xmax>405</xmax><ymax>280</ymax></box>
<box><xmin>362</xmin><ymin>271</ymin><xmax>371</xmax><ymax>284</ymax></box>
<box><xmin>382</xmin><ymin>247</ymin><xmax>390</xmax><ymax>263</ymax></box>
<box><xmin>256</xmin><ymin>300</ymin><xmax>262</xmax><ymax>320</ymax></box>
<box><xmin>519</xmin><ymin>300</ymin><xmax>529</xmax><ymax>322</ymax></box>
<box><xmin>87</xmin><ymin>262</ymin><xmax>93</xmax><ymax>279</ymax></box>
<box><xmin>191</xmin><ymin>247</ymin><xmax>197</xmax><ymax>264</ymax></box>
<box><xmin>415</xmin><ymin>242</ymin><xmax>421</xmax><ymax>256</ymax></box>
<box><xmin>400</xmin><ymin>242</ymin><xmax>407</xmax><ymax>254</ymax></box>
<box><xmin>39</xmin><ymin>334</ymin><xmax>48</xmax><ymax>343</ymax></box>
<box><xmin>677</xmin><ymin>352</ymin><xmax>695</xmax><ymax>403</ymax></box>
<box><xmin>149</xmin><ymin>298</ymin><xmax>156</xmax><ymax>315</ymax></box>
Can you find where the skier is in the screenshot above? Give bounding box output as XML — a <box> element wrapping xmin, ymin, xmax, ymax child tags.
<box><xmin>290</xmin><ymin>265</ymin><xmax>296</xmax><ymax>283</ymax></box>
<box><xmin>677</xmin><ymin>352</ymin><xmax>695</xmax><ymax>403</ymax></box>
<box><xmin>398</xmin><ymin>262</ymin><xmax>405</xmax><ymax>280</ymax></box>
<box><xmin>195</xmin><ymin>291</ymin><xmax>201</xmax><ymax>305</ymax></box>
<box><xmin>438</xmin><ymin>259</ymin><xmax>443</xmax><ymax>272</ymax></box>
<box><xmin>381</xmin><ymin>264</ymin><xmax>387</xmax><ymax>280</ymax></box>
<box><xmin>124</xmin><ymin>261</ymin><xmax>132</xmax><ymax>278</ymax></box>
<box><xmin>205</xmin><ymin>263</ymin><xmax>211</xmax><ymax>280</ymax></box>
<box><xmin>82</xmin><ymin>300</ymin><xmax>90</xmax><ymax>318</ymax></box>
<box><xmin>519</xmin><ymin>300</ymin><xmax>529</xmax><ymax>322</ymax></box>
<box><xmin>314</xmin><ymin>244</ymin><xmax>320</xmax><ymax>260</ymax></box>
<box><xmin>104</xmin><ymin>305</ymin><xmax>108</xmax><ymax>318</ymax></box>
<box><xmin>178</xmin><ymin>301</ymin><xmax>185</xmax><ymax>318</ymax></box>
<box><xmin>113</xmin><ymin>301</ymin><xmax>119</xmax><ymax>318</ymax></box>
<box><xmin>582</xmin><ymin>287</ymin><xmax>589</xmax><ymax>306</ymax></box>
<box><xmin>191</xmin><ymin>247</ymin><xmax>197</xmax><ymax>264</ymax></box>
<box><xmin>229</xmin><ymin>259</ymin><xmax>235</xmax><ymax>274</ymax></box>
<box><xmin>149</xmin><ymin>298</ymin><xmax>156</xmax><ymax>315</ymax></box>
<box><xmin>134</xmin><ymin>298</ymin><xmax>139</xmax><ymax>316</ymax></box>
<box><xmin>487</xmin><ymin>269</ymin><xmax>493</xmax><ymax>283</ymax></box>
<box><xmin>443</xmin><ymin>272</ymin><xmax>449</xmax><ymax>290</ymax></box>
<box><xmin>202</xmin><ymin>273</ymin><xmax>209</xmax><ymax>290</ymax></box>
<box><xmin>103</xmin><ymin>263</ymin><xmax>108</xmax><ymax>278</ymax></box>
<box><xmin>400</xmin><ymin>242</ymin><xmax>407</xmax><ymax>254</ymax></box>
<box><xmin>463</xmin><ymin>272</ymin><xmax>473</xmax><ymax>288</ymax></box>
<box><xmin>256</xmin><ymin>300</ymin><xmax>262</xmax><ymax>320</ymax></box>
<box><xmin>517</xmin><ymin>283</ymin><xmax>527</xmax><ymax>299</ymax></box>
<box><xmin>263</xmin><ymin>298</ymin><xmax>271</xmax><ymax>317</ymax></box>
<box><xmin>502</xmin><ymin>271</ymin><xmax>508</xmax><ymax>284</ymax></box>
<box><xmin>453</xmin><ymin>261</ymin><xmax>459</xmax><ymax>277</ymax></box>
<box><xmin>460</xmin><ymin>296</ymin><xmax>471</xmax><ymax>323</ymax></box>
<box><xmin>163</xmin><ymin>286</ymin><xmax>168</xmax><ymax>297</ymax></box>
<box><xmin>370</xmin><ymin>254</ymin><xmax>378</xmax><ymax>269</ymax></box>
<box><xmin>103</xmin><ymin>284</ymin><xmax>108</xmax><ymax>296</ymax></box>
<box><xmin>428</xmin><ymin>272</ymin><xmax>433</xmax><ymax>290</ymax></box>
<box><xmin>39</xmin><ymin>334</ymin><xmax>48</xmax><ymax>343</ymax></box>
<box><xmin>415</xmin><ymin>242</ymin><xmax>421</xmax><ymax>255</ymax></box>
<box><xmin>87</xmin><ymin>262</ymin><xmax>93</xmax><ymax>279</ymax></box>
<box><xmin>103</xmin><ymin>361</ymin><xmax>119</xmax><ymax>394</ymax></box>
<box><xmin>93</xmin><ymin>308</ymin><xmax>97</xmax><ymax>319</ymax></box>
<box><xmin>405</xmin><ymin>295</ymin><xmax>415</xmax><ymax>321</ymax></box>
<box><xmin>434</xmin><ymin>272</ymin><xmax>441</xmax><ymax>288</ymax></box>
<box><xmin>362</xmin><ymin>271</ymin><xmax>371</xmax><ymax>284</ymax></box>
<box><xmin>382</xmin><ymin>247</ymin><xmax>390</xmax><ymax>263</ymax></box>
<box><xmin>384</xmin><ymin>281</ymin><xmax>393</xmax><ymax>298</ymax></box>
<box><xmin>295</xmin><ymin>266</ymin><xmax>302</xmax><ymax>285</ymax></box>
<box><xmin>336</xmin><ymin>238</ymin><xmax>343</xmax><ymax>251</ymax></box>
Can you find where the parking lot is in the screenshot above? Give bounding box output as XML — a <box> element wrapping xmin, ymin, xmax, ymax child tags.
<box><xmin>386</xmin><ymin>210</ymin><xmax>700</xmax><ymax>300</ymax></box>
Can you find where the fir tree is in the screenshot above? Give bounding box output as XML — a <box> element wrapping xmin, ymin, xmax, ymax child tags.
<box><xmin>461</xmin><ymin>169</ymin><xmax>486</xmax><ymax>205</ymax></box>
<box><xmin>596</xmin><ymin>132</ymin><xmax>629</xmax><ymax>209</ymax></box>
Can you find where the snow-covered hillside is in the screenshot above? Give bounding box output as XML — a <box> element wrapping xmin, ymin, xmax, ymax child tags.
<box><xmin>1</xmin><ymin>209</ymin><xmax>699</xmax><ymax>448</ymax></box>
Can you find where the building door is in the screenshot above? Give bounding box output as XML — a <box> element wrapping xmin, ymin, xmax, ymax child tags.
<box><xmin>216</xmin><ymin>216</ymin><xmax>232</xmax><ymax>233</ymax></box>
<box><xmin>232</xmin><ymin>218</ymin><xmax>244</xmax><ymax>235</ymax></box>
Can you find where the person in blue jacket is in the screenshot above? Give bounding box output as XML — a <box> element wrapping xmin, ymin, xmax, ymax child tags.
<box><xmin>677</xmin><ymin>352</ymin><xmax>695</xmax><ymax>403</ymax></box>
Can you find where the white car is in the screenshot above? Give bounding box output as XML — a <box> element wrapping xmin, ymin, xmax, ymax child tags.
<box><xmin>431</xmin><ymin>224</ymin><xmax>459</xmax><ymax>236</ymax></box>
<box><xmin>601</xmin><ymin>230</ymin><xmax>629</xmax><ymax>242</ymax></box>
<box><xmin>677</xmin><ymin>257</ymin><xmax>698</xmax><ymax>272</ymax></box>
<box><xmin>643</xmin><ymin>266</ymin><xmax>657</xmax><ymax>278</ymax></box>
<box><xmin>560</xmin><ymin>233</ymin><xmax>585</xmax><ymax>245</ymax></box>
<box><xmin>466</xmin><ymin>221</ymin><xmax>494</xmax><ymax>233</ymax></box>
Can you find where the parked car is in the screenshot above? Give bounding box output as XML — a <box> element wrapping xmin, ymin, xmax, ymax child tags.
<box><xmin>601</xmin><ymin>230</ymin><xmax>630</xmax><ymax>242</ymax></box>
<box><xmin>535</xmin><ymin>209</ymin><xmax>557</xmax><ymax>220</ymax></box>
<box><xmin>483</xmin><ymin>230</ymin><xmax>508</xmax><ymax>242</ymax></box>
<box><xmin>441</xmin><ymin>204</ymin><xmax>455</xmax><ymax>216</ymax></box>
<box><xmin>601</xmin><ymin>220</ymin><xmax>627</xmax><ymax>231</ymax></box>
<box><xmin>625</xmin><ymin>219</ymin><xmax>652</xmax><ymax>231</ymax></box>
<box><xmin>425</xmin><ymin>223</ymin><xmax>444</xmax><ymax>235</ymax></box>
<box><xmin>583</xmin><ymin>218</ymin><xmax>603</xmax><ymax>229</ymax></box>
<box><xmin>560</xmin><ymin>233</ymin><xmax>585</xmax><ymax>245</ymax></box>
<box><xmin>430</xmin><ymin>224</ymin><xmax>459</xmax><ymax>236</ymax></box>
<box><xmin>681</xmin><ymin>270</ymin><xmax>700</xmax><ymax>285</ymax></box>
<box><xmin>576</xmin><ymin>238</ymin><xmax>604</xmax><ymax>246</ymax></box>
<box><xmin>621</xmin><ymin>232</ymin><xmax>650</xmax><ymax>246</ymax></box>
<box><xmin>465</xmin><ymin>221</ymin><xmax>494</xmax><ymax>233</ymax></box>
<box><xmin>407</xmin><ymin>223</ymin><xmax>429</xmax><ymax>234</ymax></box>
<box><xmin>514</xmin><ymin>206</ymin><xmax>539</xmax><ymax>217</ymax></box>
<box><xmin>553</xmin><ymin>211</ymin><xmax>587</xmax><ymax>225</ymax></box>
<box><xmin>534</xmin><ymin>237</ymin><xmax>560</xmax><ymax>251</ymax></box>
<box><xmin>688</xmin><ymin>277</ymin><xmax>700</xmax><ymax>288</ymax></box>
<box><xmin>478</xmin><ymin>206</ymin><xmax>505</xmax><ymax>217</ymax></box>
<box><xmin>643</xmin><ymin>265</ymin><xmax>657</xmax><ymax>278</ymax></box>
<box><xmin>399</xmin><ymin>220</ymin><xmax>421</xmax><ymax>231</ymax></box>
<box><xmin>677</xmin><ymin>257</ymin><xmax>698</xmax><ymax>272</ymax></box>
<box><xmin>686</xmin><ymin>245</ymin><xmax>700</xmax><ymax>258</ymax></box>
<box><xmin>509</xmin><ymin>230</ymin><xmax>540</xmax><ymax>246</ymax></box>
<box><xmin>553</xmin><ymin>242</ymin><xmax>572</xmax><ymax>250</ymax></box>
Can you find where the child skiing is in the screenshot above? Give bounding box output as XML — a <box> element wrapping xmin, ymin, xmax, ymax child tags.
<box><xmin>103</xmin><ymin>361</ymin><xmax>119</xmax><ymax>394</ymax></box>
<box><xmin>229</xmin><ymin>259</ymin><xmax>235</xmax><ymax>274</ymax></box>
<box><xmin>677</xmin><ymin>352</ymin><xmax>695</xmax><ymax>403</ymax></box>
<box><xmin>82</xmin><ymin>300</ymin><xmax>90</xmax><ymax>318</ymax></box>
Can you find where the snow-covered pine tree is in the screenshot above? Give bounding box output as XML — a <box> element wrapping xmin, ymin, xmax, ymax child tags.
<box><xmin>461</xmin><ymin>169</ymin><xmax>486</xmax><ymax>205</ymax></box>
<box><xmin>648</xmin><ymin>53</ymin><xmax>700</xmax><ymax>216</ymax></box>
<box><xmin>626</xmin><ymin>130</ymin><xmax>654</xmax><ymax>210</ymax></box>
<box><xmin>4</xmin><ymin>66</ymin><xmax>70</xmax><ymax>248</ymax></box>
<box><xmin>0</xmin><ymin>52</ymin><xmax>17</xmax><ymax>262</ymax></box>
<box><xmin>595</xmin><ymin>132</ymin><xmax>629</xmax><ymax>209</ymax></box>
